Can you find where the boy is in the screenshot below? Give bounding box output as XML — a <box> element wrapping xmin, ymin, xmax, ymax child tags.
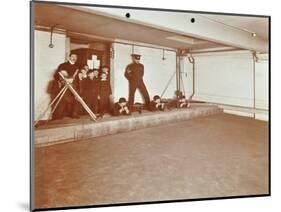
<box><xmin>101</xmin><ymin>65</ymin><xmax>110</xmax><ymax>75</ymax></box>
<box><xmin>98</xmin><ymin>72</ymin><xmax>112</xmax><ymax>117</ymax></box>
<box><xmin>78</xmin><ymin>65</ymin><xmax>89</xmax><ymax>114</ymax></box>
<box><xmin>175</xmin><ymin>90</ymin><xmax>190</xmax><ymax>108</ymax></box>
<box><xmin>178</xmin><ymin>95</ymin><xmax>190</xmax><ymax>108</ymax></box>
<box><xmin>85</xmin><ymin>69</ymin><xmax>100</xmax><ymax>114</ymax></box>
<box><xmin>78</xmin><ymin>65</ymin><xmax>89</xmax><ymax>81</ymax></box>
<box><xmin>113</xmin><ymin>97</ymin><xmax>131</xmax><ymax>116</ymax></box>
<box><xmin>150</xmin><ymin>95</ymin><xmax>166</xmax><ymax>111</ymax></box>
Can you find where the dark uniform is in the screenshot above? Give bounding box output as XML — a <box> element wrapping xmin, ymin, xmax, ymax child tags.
<box><xmin>113</xmin><ymin>98</ymin><xmax>131</xmax><ymax>116</ymax></box>
<box><xmin>177</xmin><ymin>96</ymin><xmax>189</xmax><ymax>108</ymax></box>
<box><xmin>99</xmin><ymin>79</ymin><xmax>112</xmax><ymax>116</ymax></box>
<box><xmin>77</xmin><ymin>72</ymin><xmax>88</xmax><ymax>115</ymax></box>
<box><xmin>149</xmin><ymin>95</ymin><xmax>166</xmax><ymax>111</ymax></box>
<box><xmin>124</xmin><ymin>54</ymin><xmax>150</xmax><ymax>109</ymax></box>
<box><xmin>52</xmin><ymin>61</ymin><xmax>79</xmax><ymax>119</ymax></box>
<box><xmin>84</xmin><ymin>75</ymin><xmax>100</xmax><ymax>114</ymax></box>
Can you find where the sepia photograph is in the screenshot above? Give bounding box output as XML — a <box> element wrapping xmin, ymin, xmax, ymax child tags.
<box><xmin>31</xmin><ymin>1</ymin><xmax>270</xmax><ymax>211</ymax></box>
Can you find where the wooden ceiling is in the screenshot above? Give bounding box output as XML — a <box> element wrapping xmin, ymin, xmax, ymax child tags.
<box><xmin>34</xmin><ymin>3</ymin><xmax>228</xmax><ymax>51</ymax></box>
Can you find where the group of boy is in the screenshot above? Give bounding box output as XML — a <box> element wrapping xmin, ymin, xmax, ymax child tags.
<box><xmin>51</xmin><ymin>53</ymin><xmax>112</xmax><ymax>119</ymax></box>
<box><xmin>51</xmin><ymin>52</ymin><xmax>191</xmax><ymax>120</ymax></box>
<box><xmin>78</xmin><ymin>64</ymin><xmax>112</xmax><ymax>117</ymax></box>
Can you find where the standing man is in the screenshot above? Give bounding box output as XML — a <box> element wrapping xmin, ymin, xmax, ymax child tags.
<box><xmin>52</xmin><ymin>53</ymin><xmax>80</xmax><ymax>119</ymax></box>
<box><xmin>124</xmin><ymin>54</ymin><xmax>150</xmax><ymax>109</ymax></box>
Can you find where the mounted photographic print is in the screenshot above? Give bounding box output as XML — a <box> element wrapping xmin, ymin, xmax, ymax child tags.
<box><xmin>30</xmin><ymin>1</ymin><xmax>270</xmax><ymax>211</ymax></box>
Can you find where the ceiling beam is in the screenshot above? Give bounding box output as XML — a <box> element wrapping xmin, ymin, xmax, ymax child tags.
<box><xmin>74</xmin><ymin>6</ymin><xmax>268</xmax><ymax>53</ymax></box>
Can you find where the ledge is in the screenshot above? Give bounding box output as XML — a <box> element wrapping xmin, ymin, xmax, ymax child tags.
<box><xmin>35</xmin><ymin>105</ymin><xmax>223</xmax><ymax>147</ymax></box>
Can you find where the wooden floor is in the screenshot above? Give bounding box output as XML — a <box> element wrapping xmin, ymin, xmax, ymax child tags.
<box><xmin>34</xmin><ymin>113</ymin><xmax>269</xmax><ymax>210</ymax></box>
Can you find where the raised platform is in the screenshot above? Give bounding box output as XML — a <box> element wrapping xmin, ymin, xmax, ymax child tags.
<box><xmin>34</xmin><ymin>104</ymin><xmax>223</xmax><ymax>147</ymax></box>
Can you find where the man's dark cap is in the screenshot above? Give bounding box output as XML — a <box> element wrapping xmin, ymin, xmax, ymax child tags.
<box><xmin>119</xmin><ymin>97</ymin><xmax>127</xmax><ymax>103</ymax></box>
<box><xmin>131</xmin><ymin>54</ymin><xmax>141</xmax><ymax>60</ymax></box>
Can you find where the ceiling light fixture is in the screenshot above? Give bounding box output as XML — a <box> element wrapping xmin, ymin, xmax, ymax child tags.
<box><xmin>166</xmin><ymin>35</ymin><xmax>208</xmax><ymax>45</ymax></box>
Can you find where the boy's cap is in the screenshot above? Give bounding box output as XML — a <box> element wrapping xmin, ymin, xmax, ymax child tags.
<box><xmin>88</xmin><ymin>69</ymin><xmax>99</xmax><ymax>73</ymax></box>
<box><xmin>153</xmin><ymin>95</ymin><xmax>161</xmax><ymax>101</ymax></box>
<box><xmin>175</xmin><ymin>90</ymin><xmax>183</xmax><ymax>95</ymax></box>
<box><xmin>118</xmin><ymin>97</ymin><xmax>127</xmax><ymax>103</ymax></box>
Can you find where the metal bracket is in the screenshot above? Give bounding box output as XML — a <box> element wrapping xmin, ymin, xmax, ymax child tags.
<box><xmin>162</xmin><ymin>49</ymin><xmax>166</xmax><ymax>60</ymax></box>
<box><xmin>252</xmin><ymin>51</ymin><xmax>259</xmax><ymax>62</ymax></box>
<box><xmin>48</xmin><ymin>24</ymin><xmax>59</xmax><ymax>48</ymax></box>
<box><xmin>252</xmin><ymin>51</ymin><xmax>258</xmax><ymax>118</ymax></box>
<box><xmin>187</xmin><ymin>54</ymin><xmax>195</xmax><ymax>64</ymax></box>
<box><xmin>187</xmin><ymin>53</ymin><xmax>195</xmax><ymax>100</ymax></box>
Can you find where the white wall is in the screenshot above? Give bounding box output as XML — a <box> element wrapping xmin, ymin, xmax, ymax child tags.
<box><xmin>255</xmin><ymin>53</ymin><xmax>269</xmax><ymax>109</ymax></box>
<box><xmin>34</xmin><ymin>30</ymin><xmax>66</xmax><ymax>120</ymax></box>
<box><xmin>34</xmin><ymin>36</ymin><xmax>268</xmax><ymax>121</ymax></box>
<box><xmin>112</xmin><ymin>43</ymin><xmax>177</xmax><ymax>102</ymax></box>
<box><xmin>181</xmin><ymin>51</ymin><xmax>269</xmax><ymax>120</ymax></box>
<box><xmin>184</xmin><ymin>51</ymin><xmax>254</xmax><ymax>106</ymax></box>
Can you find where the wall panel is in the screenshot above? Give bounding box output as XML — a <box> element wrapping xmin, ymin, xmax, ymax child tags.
<box><xmin>34</xmin><ymin>30</ymin><xmax>66</xmax><ymax>120</ymax></box>
<box><xmin>112</xmin><ymin>43</ymin><xmax>177</xmax><ymax>102</ymax></box>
